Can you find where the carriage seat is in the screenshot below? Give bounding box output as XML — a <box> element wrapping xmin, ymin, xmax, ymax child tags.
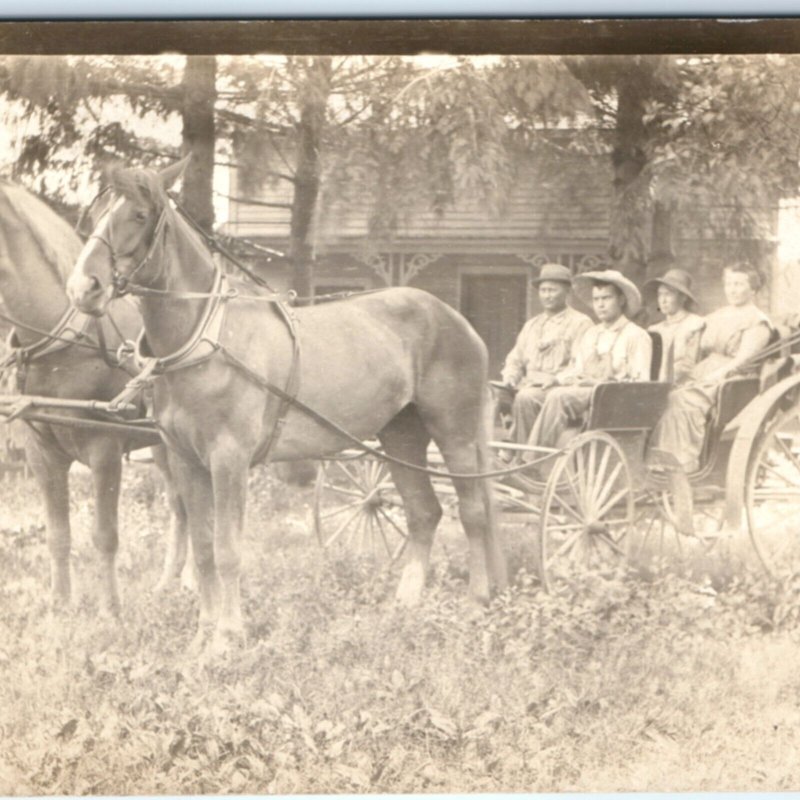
<box><xmin>712</xmin><ymin>326</ymin><xmax>791</xmax><ymax>441</ymax></box>
<box><xmin>648</xmin><ymin>331</ymin><xmax>663</xmax><ymax>382</ymax></box>
<box><xmin>585</xmin><ymin>381</ymin><xmax>671</xmax><ymax>433</ymax></box>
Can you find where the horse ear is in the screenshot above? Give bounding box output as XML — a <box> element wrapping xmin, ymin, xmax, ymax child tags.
<box><xmin>158</xmin><ymin>154</ymin><xmax>192</xmax><ymax>191</ymax></box>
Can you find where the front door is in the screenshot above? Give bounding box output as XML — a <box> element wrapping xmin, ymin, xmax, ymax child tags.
<box><xmin>460</xmin><ymin>273</ymin><xmax>528</xmax><ymax>380</ymax></box>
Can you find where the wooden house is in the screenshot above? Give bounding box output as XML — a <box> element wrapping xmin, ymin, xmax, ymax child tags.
<box><xmin>218</xmin><ymin>146</ymin><xmax>780</xmax><ymax>379</ymax></box>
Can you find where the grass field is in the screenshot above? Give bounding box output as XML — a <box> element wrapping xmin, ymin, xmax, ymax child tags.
<box><xmin>1</xmin><ymin>461</ymin><xmax>800</xmax><ymax>794</ymax></box>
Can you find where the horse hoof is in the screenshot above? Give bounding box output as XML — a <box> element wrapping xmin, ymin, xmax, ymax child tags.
<box><xmin>395</xmin><ymin>581</ymin><xmax>424</xmax><ymax>607</ymax></box>
<box><xmin>208</xmin><ymin>628</ymin><xmax>246</xmax><ymax>657</ymax></box>
<box><xmin>99</xmin><ymin>601</ymin><xmax>121</xmax><ymax>620</ymax></box>
<box><xmin>468</xmin><ymin>583</ymin><xmax>491</xmax><ymax>607</ymax></box>
<box><xmin>395</xmin><ymin>563</ymin><xmax>425</xmax><ymax>606</ymax></box>
<box><xmin>152</xmin><ymin>576</ymin><xmax>173</xmax><ymax>595</ymax></box>
<box><xmin>189</xmin><ymin>625</ymin><xmax>214</xmax><ymax>656</ymax></box>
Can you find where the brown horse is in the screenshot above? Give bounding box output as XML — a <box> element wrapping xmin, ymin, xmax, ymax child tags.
<box><xmin>0</xmin><ymin>180</ymin><xmax>186</xmax><ymax>614</ymax></box>
<box><xmin>67</xmin><ymin>159</ymin><xmax>507</xmax><ymax>652</ymax></box>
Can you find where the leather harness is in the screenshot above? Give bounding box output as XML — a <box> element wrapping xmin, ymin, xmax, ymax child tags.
<box><xmin>109</xmin><ymin>268</ymin><xmax>302</xmax><ymax>466</ymax></box>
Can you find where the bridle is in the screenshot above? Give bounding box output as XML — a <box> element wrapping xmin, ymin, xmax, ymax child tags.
<box><xmin>84</xmin><ymin>189</ymin><xmax>169</xmax><ymax>299</ymax></box>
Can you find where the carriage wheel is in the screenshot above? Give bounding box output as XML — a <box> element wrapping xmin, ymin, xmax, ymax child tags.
<box><xmin>538</xmin><ymin>431</ymin><xmax>634</xmax><ymax>590</ymax></box>
<box><xmin>745</xmin><ymin>401</ymin><xmax>800</xmax><ymax>575</ymax></box>
<box><xmin>313</xmin><ymin>456</ymin><xmax>408</xmax><ymax>562</ymax></box>
<box><xmin>632</xmin><ymin>482</ymin><xmax>724</xmax><ymax>568</ymax></box>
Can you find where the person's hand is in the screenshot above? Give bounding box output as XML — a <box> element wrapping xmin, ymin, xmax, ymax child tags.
<box><xmin>541</xmin><ymin>375</ymin><xmax>557</xmax><ymax>390</ymax></box>
<box><xmin>704</xmin><ymin>367</ymin><xmax>731</xmax><ymax>384</ymax></box>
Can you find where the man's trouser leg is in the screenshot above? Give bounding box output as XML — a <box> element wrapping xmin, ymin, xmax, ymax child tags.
<box><xmin>528</xmin><ymin>386</ymin><xmax>594</xmax><ymax>450</ymax></box>
<box><xmin>511</xmin><ymin>386</ymin><xmax>547</xmax><ymax>444</ymax></box>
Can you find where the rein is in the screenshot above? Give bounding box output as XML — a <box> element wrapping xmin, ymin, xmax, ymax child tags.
<box><xmin>92</xmin><ymin>189</ymin><xmax>550</xmax><ymax>481</ymax></box>
<box><xmin>106</xmin><ymin>209</ymin><xmax>169</xmax><ymax>299</ymax></box>
<box><xmin>0</xmin><ymin>307</ymin><xmax>103</xmax><ymax>356</ymax></box>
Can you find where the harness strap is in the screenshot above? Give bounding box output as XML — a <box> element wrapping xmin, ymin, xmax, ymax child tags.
<box><xmin>134</xmin><ymin>269</ymin><xmax>230</xmax><ymax>373</ymax></box>
<box><xmin>254</xmin><ymin>300</ymin><xmax>301</xmax><ymax>465</ymax></box>
<box><xmin>108</xmin><ymin>357</ymin><xmax>160</xmax><ymax>412</ymax></box>
<box><xmin>92</xmin><ymin>317</ymin><xmax>139</xmax><ymax>377</ymax></box>
<box><xmin>215</xmin><ymin>345</ymin><xmax>552</xmax><ymax>480</ymax></box>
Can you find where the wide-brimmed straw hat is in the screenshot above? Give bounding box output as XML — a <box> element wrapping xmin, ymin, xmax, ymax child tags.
<box><xmin>573</xmin><ymin>269</ymin><xmax>642</xmax><ymax>317</ymax></box>
<box><xmin>643</xmin><ymin>268</ymin><xmax>698</xmax><ymax>310</ymax></box>
<box><xmin>531</xmin><ymin>263</ymin><xmax>573</xmax><ymax>285</ymax></box>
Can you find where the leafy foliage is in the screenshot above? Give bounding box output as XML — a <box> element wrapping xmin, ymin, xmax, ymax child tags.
<box><xmin>2</xmin><ymin>465</ymin><xmax>800</xmax><ymax>793</ymax></box>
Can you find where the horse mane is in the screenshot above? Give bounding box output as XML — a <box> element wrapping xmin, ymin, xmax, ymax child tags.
<box><xmin>0</xmin><ymin>180</ymin><xmax>83</xmax><ymax>286</ymax></box>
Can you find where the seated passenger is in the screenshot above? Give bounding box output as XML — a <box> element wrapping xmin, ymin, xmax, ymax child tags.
<box><xmin>649</xmin><ymin>262</ymin><xmax>773</xmax><ymax>474</ymax></box>
<box><xmin>499</xmin><ymin>263</ymin><xmax>592</xmax><ymax>445</ymax></box>
<box><xmin>527</xmin><ymin>269</ymin><xmax>652</xmax><ymax>451</ymax></box>
<box><xmin>644</xmin><ymin>267</ymin><xmax>705</xmax><ymax>383</ymax></box>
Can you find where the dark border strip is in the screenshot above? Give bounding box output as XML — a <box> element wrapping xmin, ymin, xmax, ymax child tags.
<box><xmin>0</xmin><ymin>18</ymin><xmax>799</xmax><ymax>56</ymax></box>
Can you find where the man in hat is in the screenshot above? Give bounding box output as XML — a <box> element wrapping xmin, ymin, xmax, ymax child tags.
<box><xmin>527</xmin><ymin>269</ymin><xmax>653</xmax><ymax>450</ymax></box>
<box><xmin>644</xmin><ymin>268</ymin><xmax>705</xmax><ymax>383</ymax></box>
<box><xmin>499</xmin><ymin>263</ymin><xmax>592</xmax><ymax>446</ymax></box>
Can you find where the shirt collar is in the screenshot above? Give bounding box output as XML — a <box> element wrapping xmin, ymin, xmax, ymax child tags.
<box><xmin>663</xmin><ymin>310</ymin><xmax>689</xmax><ymax>325</ymax></box>
<box><xmin>541</xmin><ymin>306</ymin><xmax>569</xmax><ymax>322</ymax></box>
<box><xmin>601</xmin><ymin>314</ymin><xmax>628</xmax><ymax>333</ymax></box>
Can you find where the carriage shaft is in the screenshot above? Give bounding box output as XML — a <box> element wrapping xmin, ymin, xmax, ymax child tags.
<box><xmin>5</xmin><ymin>410</ymin><xmax>160</xmax><ymax>445</ymax></box>
<box><xmin>0</xmin><ymin>394</ymin><xmax>139</xmax><ymax>415</ymax></box>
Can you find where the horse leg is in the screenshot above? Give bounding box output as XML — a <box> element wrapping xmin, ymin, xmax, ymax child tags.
<box><xmin>415</xmin><ymin>373</ymin><xmax>506</xmax><ymax>602</ymax></box>
<box><xmin>87</xmin><ymin>439</ymin><xmax>124</xmax><ymax>616</ymax></box>
<box><xmin>209</xmin><ymin>440</ymin><xmax>249</xmax><ymax>651</ymax></box>
<box><xmin>151</xmin><ymin>445</ymin><xmax>192</xmax><ymax>593</ymax></box>
<box><xmin>26</xmin><ymin>437</ymin><xmax>72</xmax><ymax>607</ymax></box>
<box><xmin>417</xmin><ymin>411</ymin><xmax>496</xmax><ymax>604</ymax></box>
<box><xmin>379</xmin><ymin>407</ymin><xmax>442</xmax><ymax>606</ymax></box>
<box><xmin>167</xmin><ymin>454</ymin><xmax>219</xmax><ymax>649</ymax></box>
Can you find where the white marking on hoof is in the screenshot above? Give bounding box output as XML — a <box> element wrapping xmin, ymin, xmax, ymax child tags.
<box><xmin>395</xmin><ymin>562</ymin><xmax>426</xmax><ymax>606</ymax></box>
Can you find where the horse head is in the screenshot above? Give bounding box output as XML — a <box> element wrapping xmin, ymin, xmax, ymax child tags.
<box><xmin>67</xmin><ymin>156</ymin><xmax>190</xmax><ymax>316</ymax></box>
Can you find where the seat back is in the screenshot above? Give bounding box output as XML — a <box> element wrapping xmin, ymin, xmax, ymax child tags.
<box><xmin>585</xmin><ymin>381</ymin><xmax>672</xmax><ymax>432</ymax></box>
<box><xmin>713</xmin><ymin>377</ymin><xmax>761</xmax><ymax>431</ymax></box>
<box><xmin>648</xmin><ymin>331</ymin><xmax>663</xmax><ymax>382</ymax></box>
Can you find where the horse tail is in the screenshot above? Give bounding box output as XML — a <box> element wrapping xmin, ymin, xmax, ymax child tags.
<box><xmin>478</xmin><ymin>386</ymin><xmax>508</xmax><ymax>592</ymax></box>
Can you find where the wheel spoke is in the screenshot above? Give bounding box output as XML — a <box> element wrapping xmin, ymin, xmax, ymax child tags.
<box><xmin>594</xmin><ymin>485</ymin><xmax>629</xmax><ymax>521</ymax></box>
<box><xmin>758</xmin><ymin>459</ymin><xmax>800</xmax><ymax>486</ymax></box>
<box><xmin>545</xmin><ymin>527</ymin><xmax>586</xmax><ymax>567</ymax></box>
<box><xmin>543</xmin><ymin>521</ymin><xmax>587</xmax><ymax>533</ymax></box>
<box><xmin>363</xmin><ymin>512</ymin><xmax>376</xmax><ymax>557</ymax></box>
<box><xmin>591</xmin><ymin>461</ymin><xmax>623</xmax><ymax>517</ymax></box>
<box><xmin>562</xmin><ymin>461</ymin><xmax>584</xmax><ymax>512</ymax></box>
<box><xmin>319</xmin><ymin>500</ymin><xmax>363</xmax><ymax>521</ymax></box>
<box><xmin>323</xmin><ymin>504</ymin><xmax>365</xmax><ymax>548</ymax></box>
<box><xmin>322</xmin><ymin>484</ymin><xmax>368</xmax><ymax>500</ymax></box>
<box><xmin>334</xmin><ymin>460</ymin><xmax>369</xmax><ymax>492</ymax></box>
<box><xmin>589</xmin><ymin>443</ymin><xmax>613</xmax><ymax>515</ymax></box>
<box><xmin>574</xmin><ymin>445</ymin><xmax>589</xmax><ymax>506</ymax></box>
<box><xmin>551</xmin><ymin>490</ymin><xmax>585</xmax><ymax>525</ymax></box>
<box><xmin>373</xmin><ymin>512</ymin><xmax>393</xmax><ymax>557</ymax></box>
<box><xmin>595</xmin><ymin>529</ymin><xmax>627</xmax><ymax>556</ymax></box>
<box><xmin>584</xmin><ymin>440</ymin><xmax>599</xmax><ymax>514</ymax></box>
<box><xmin>774</xmin><ymin>434</ymin><xmax>800</xmax><ymax>477</ymax></box>
<box><xmin>377</xmin><ymin>506</ymin><xmax>408</xmax><ymax>540</ymax></box>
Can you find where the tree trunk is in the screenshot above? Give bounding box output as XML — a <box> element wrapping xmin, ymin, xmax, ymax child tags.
<box><xmin>648</xmin><ymin>199</ymin><xmax>677</xmax><ymax>281</ymax></box>
<box><xmin>609</xmin><ymin>59</ymin><xmax>650</xmax><ymax>283</ymax></box>
<box><xmin>289</xmin><ymin>59</ymin><xmax>331</xmax><ymax>304</ymax></box>
<box><xmin>180</xmin><ymin>55</ymin><xmax>216</xmax><ymax>234</ymax></box>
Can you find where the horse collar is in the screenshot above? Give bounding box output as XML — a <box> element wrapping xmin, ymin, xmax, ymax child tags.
<box><xmin>134</xmin><ymin>268</ymin><xmax>230</xmax><ymax>375</ymax></box>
